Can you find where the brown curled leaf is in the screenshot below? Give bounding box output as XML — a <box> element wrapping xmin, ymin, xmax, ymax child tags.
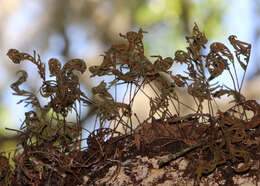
<box><xmin>7</xmin><ymin>49</ymin><xmax>22</xmax><ymax>64</ymax></box>
<box><xmin>11</xmin><ymin>70</ymin><xmax>28</xmax><ymax>94</ymax></box>
<box><xmin>187</xmin><ymin>23</ymin><xmax>208</xmax><ymax>49</ymax></box>
<box><xmin>119</xmin><ymin>28</ymin><xmax>147</xmax><ymax>53</ymax></box>
<box><xmin>228</xmin><ymin>35</ymin><xmax>251</xmax><ymax>70</ymax></box>
<box><xmin>7</xmin><ymin>49</ymin><xmax>46</xmax><ymax>80</ymax></box>
<box><xmin>48</xmin><ymin>58</ymin><xmax>61</xmax><ymax>76</ymax></box>
<box><xmin>206</xmin><ymin>52</ymin><xmax>228</xmax><ymax>81</ymax></box>
<box><xmin>241</xmin><ymin>100</ymin><xmax>260</xmax><ymax>129</ymax></box>
<box><xmin>185</xmin><ymin>23</ymin><xmax>208</xmax><ymax>62</ymax></box>
<box><xmin>119</xmin><ymin>29</ymin><xmax>144</xmax><ymax>43</ymax></box>
<box><xmin>92</xmin><ymin>81</ymin><xmax>113</xmax><ymax>100</ymax></box>
<box><xmin>39</xmin><ymin>81</ymin><xmax>57</xmax><ymax>98</ymax></box>
<box><xmin>152</xmin><ymin>56</ymin><xmax>173</xmax><ymax>72</ymax></box>
<box><xmin>230</xmin><ymin>148</ymin><xmax>250</xmax><ymax>173</ymax></box>
<box><xmin>174</xmin><ymin>50</ymin><xmax>190</xmax><ymax>64</ymax></box>
<box><xmin>188</xmin><ymin>81</ymin><xmax>211</xmax><ymax>102</ymax></box>
<box><xmin>89</xmin><ymin>65</ymin><xmax>111</xmax><ymax>77</ymax></box>
<box><xmin>209</xmin><ymin>42</ymin><xmax>234</xmax><ymax>62</ymax></box>
<box><xmin>63</xmin><ymin>59</ymin><xmax>87</xmax><ymax>74</ymax></box>
<box><xmin>114</xmin><ymin>71</ymin><xmax>139</xmax><ymax>83</ymax></box>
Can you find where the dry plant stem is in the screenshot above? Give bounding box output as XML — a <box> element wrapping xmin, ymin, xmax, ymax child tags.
<box><xmin>158</xmin><ymin>143</ymin><xmax>204</xmax><ymax>168</ymax></box>
<box><xmin>231</xmin><ymin>62</ymin><xmax>240</xmax><ymax>91</ymax></box>
<box><xmin>5</xmin><ymin>127</ymin><xmax>24</xmax><ymax>133</ymax></box>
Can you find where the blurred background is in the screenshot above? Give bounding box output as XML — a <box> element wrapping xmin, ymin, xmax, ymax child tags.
<box><xmin>0</xmin><ymin>0</ymin><xmax>260</xmax><ymax>152</ymax></box>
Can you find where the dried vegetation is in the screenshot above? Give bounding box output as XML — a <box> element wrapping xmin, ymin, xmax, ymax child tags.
<box><xmin>1</xmin><ymin>23</ymin><xmax>260</xmax><ymax>185</ymax></box>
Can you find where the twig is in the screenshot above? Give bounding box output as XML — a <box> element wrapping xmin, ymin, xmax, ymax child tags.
<box><xmin>158</xmin><ymin>143</ymin><xmax>203</xmax><ymax>168</ymax></box>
